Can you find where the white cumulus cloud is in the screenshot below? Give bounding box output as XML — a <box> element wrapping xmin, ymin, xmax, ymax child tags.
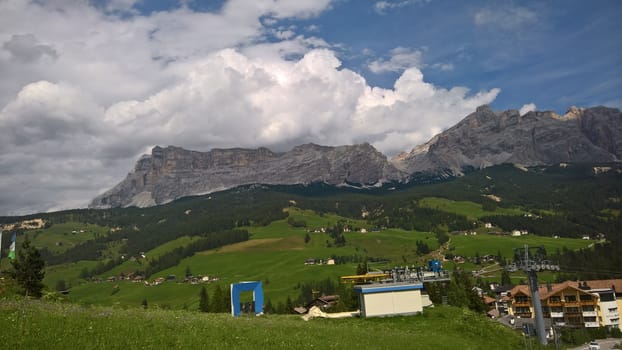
<box><xmin>0</xmin><ymin>0</ymin><xmax>500</xmax><ymax>215</ymax></box>
<box><xmin>519</xmin><ymin>103</ymin><xmax>537</xmax><ymax>115</ymax></box>
<box><xmin>369</xmin><ymin>47</ymin><xmax>424</xmax><ymax>73</ymax></box>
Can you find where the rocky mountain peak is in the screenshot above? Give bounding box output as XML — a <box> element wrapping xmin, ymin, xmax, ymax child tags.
<box><xmin>90</xmin><ymin>143</ymin><xmax>408</xmax><ymax>209</ymax></box>
<box><xmin>391</xmin><ymin>105</ymin><xmax>622</xmax><ymax>175</ymax></box>
<box><xmin>91</xmin><ymin>105</ymin><xmax>621</xmax><ymax>209</ymax></box>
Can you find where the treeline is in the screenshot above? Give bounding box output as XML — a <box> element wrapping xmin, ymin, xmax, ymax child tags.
<box><xmin>197</xmin><ymin>284</ymin><xmax>231</xmax><ymax>313</ymax></box>
<box><xmin>264</xmin><ymin>277</ymin><xmax>358</xmax><ymax>314</ymax></box>
<box><xmin>36</xmin><ymin>186</ymin><xmax>288</xmax><ymax>268</ymax></box>
<box><xmin>482</xmin><ymin>208</ymin><xmax>621</xmax><ymax>239</ymax></box>
<box><xmin>371</xmin><ymin>204</ymin><xmax>473</xmax><ymax>232</ymax></box>
<box><xmin>481</xmin><ymin>215</ymin><xmax>585</xmax><ymax>238</ymax></box>
<box><xmin>425</xmin><ymin>269</ymin><xmax>486</xmax><ymax>313</ymax></box>
<box><xmin>141</xmin><ymin>230</ymin><xmax>249</xmax><ymax>278</ymax></box>
<box><xmin>553</xmin><ymin>240</ymin><xmax>622</xmax><ymax>281</ymax></box>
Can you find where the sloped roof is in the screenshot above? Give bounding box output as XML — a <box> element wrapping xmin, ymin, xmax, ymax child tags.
<box><xmin>566</xmin><ymin>279</ymin><xmax>622</xmax><ymax>292</ymax></box>
<box><xmin>483</xmin><ymin>295</ymin><xmax>496</xmax><ymax>305</ymax></box>
<box><xmin>508</xmin><ymin>279</ymin><xmax>622</xmax><ymax>300</ymax></box>
<box><xmin>539</xmin><ymin>281</ymin><xmax>590</xmax><ymax>300</ymax></box>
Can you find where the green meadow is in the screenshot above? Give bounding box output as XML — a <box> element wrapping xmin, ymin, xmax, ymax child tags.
<box><xmin>6</xmin><ymin>202</ymin><xmax>584</xmax><ymax>310</ymax></box>
<box><xmin>449</xmin><ymin>233</ymin><xmax>591</xmax><ymax>258</ymax></box>
<box><xmin>0</xmin><ymin>298</ymin><xmax>525</xmax><ymax>350</ymax></box>
<box><xmin>418</xmin><ymin>197</ymin><xmax>525</xmax><ymax>220</ymax></box>
<box><xmin>29</xmin><ymin>222</ymin><xmax>108</xmax><ymax>254</ymax></box>
<box><xmin>54</xmin><ymin>207</ymin><xmax>592</xmax><ymax>309</ymax></box>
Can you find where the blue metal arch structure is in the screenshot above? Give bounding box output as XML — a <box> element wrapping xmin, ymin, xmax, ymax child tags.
<box><xmin>230</xmin><ymin>281</ymin><xmax>264</xmax><ymax>316</ymax></box>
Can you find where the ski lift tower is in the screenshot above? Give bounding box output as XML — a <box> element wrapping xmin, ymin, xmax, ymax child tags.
<box><xmin>510</xmin><ymin>245</ymin><xmax>560</xmax><ymax>347</ymax></box>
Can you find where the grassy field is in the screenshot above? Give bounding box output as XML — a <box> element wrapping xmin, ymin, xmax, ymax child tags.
<box><xmin>40</xmin><ymin>206</ymin><xmax>593</xmax><ymax>308</ymax></box>
<box><xmin>449</xmin><ymin>233</ymin><xmax>592</xmax><ymax>258</ymax></box>
<box><xmin>0</xmin><ymin>298</ymin><xmax>526</xmax><ymax>350</ymax></box>
<box><xmin>28</xmin><ymin>222</ymin><xmax>108</xmax><ymax>254</ymax></box>
<box><xmin>418</xmin><ymin>197</ymin><xmax>525</xmax><ymax>220</ymax></box>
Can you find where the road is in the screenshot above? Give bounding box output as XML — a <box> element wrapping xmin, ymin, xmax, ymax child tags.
<box><xmin>566</xmin><ymin>338</ymin><xmax>621</xmax><ymax>350</ymax></box>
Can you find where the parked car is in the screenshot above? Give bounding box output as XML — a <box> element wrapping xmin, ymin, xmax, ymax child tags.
<box><xmin>588</xmin><ymin>341</ymin><xmax>600</xmax><ymax>350</ymax></box>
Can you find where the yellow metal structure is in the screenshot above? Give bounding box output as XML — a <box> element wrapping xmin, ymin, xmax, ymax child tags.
<box><xmin>340</xmin><ymin>273</ymin><xmax>390</xmax><ymax>284</ymax></box>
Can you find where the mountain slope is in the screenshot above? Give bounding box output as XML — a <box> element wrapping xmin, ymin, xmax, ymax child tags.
<box><xmin>90</xmin><ymin>143</ymin><xmax>407</xmax><ymax>208</ymax></box>
<box><xmin>91</xmin><ymin>105</ymin><xmax>621</xmax><ymax>209</ymax></box>
<box><xmin>392</xmin><ymin>105</ymin><xmax>622</xmax><ymax>174</ymax></box>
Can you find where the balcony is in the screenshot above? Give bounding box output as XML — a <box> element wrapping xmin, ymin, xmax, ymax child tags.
<box><xmin>580</xmin><ymin>300</ymin><xmax>595</xmax><ymax>306</ymax></box>
<box><xmin>582</xmin><ymin>311</ymin><xmax>597</xmax><ymax>317</ymax></box>
<box><xmin>547</xmin><ymin>301</ymin><xmax>563</xmax><ymax>307</ymax></box>
<box><xmin>563</xmin><ymin>302</ymin><xmax>580</xmax><ymax>307</ymax></box>
<box><xmin>515</xmin><ymin>312</ymin><xmax>532</xmax><ymax>318</ymax></box>
<box><xmin>550</xmin><ymin>312</ymin><xmax>564</xmax><ymax>318</ymax></box>
<box><xmin>513</xmin><ymin>301</ymin><xmax>531</xmax><ymax>307</ymax></box>
<box><xmin>584</xmin><ymin>322</ymin><xmax>599</xmax><ymax>328</ymax></box>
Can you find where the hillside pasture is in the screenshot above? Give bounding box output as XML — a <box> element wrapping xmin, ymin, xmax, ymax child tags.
<box><xmin>44</xmin><ymin>260</ymin><xmax>100</xmax><ymax>290</ymax></box>
<box><xmin>449</xmin><ymin>233</ymin><xmax>592</xmax><ymax>258</ymax></box>
<box><xmin>29</xmin><ymin>222</ymin><xmax>108</xmax><ymax>254</ymax></box>
<box><xmin>28</xmin><ymin>206</ymin><xmax>599</xmax><ymax>309</ymax></box>
<box><xmin>0</xmin><ymin>299</ymin><xmax>524</xmax><ymax>350</ymax></box>
<box><xmin>418</xmin><ymin>197</ymin><xmax>524</xmax><ymax>220</ymax></box>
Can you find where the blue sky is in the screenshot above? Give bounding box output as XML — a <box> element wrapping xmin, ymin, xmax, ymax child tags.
<box><xmin>0</xmin><ymin>0</ymin><xmax>620</xmax><ymax>215</ymax></box>
<box><xmin>125</xmin><ymin>0</ymin><xmax>622</xmax><ymax>112</ymax></box>
<box><xmin>304</xmin><ymin>0</ymin><xmax>621</xmax><ymax>112</ymax></box>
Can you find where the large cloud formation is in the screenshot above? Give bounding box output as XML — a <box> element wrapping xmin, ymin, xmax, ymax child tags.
<box><xmin>0</xmin><ymin>0</ymin><xmax>498</xmax><ymax>215</ymax></box>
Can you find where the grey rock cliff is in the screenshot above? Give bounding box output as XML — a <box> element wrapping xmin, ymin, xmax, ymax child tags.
<box><xmin>91</xmin><ymin>105</ymin><xmax>621</xmax><ymax>209</ymax></box>
<box><xmin>392</xmin><ymin>105</ymin><xmax>622</xmax><ymax>175</ymax></box>
<box><xmin>90</xmin><ymin>143</ymin><xmax>408</xmax><ymax>208</ymax></box>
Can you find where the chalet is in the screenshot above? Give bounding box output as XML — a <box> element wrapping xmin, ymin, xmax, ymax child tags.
<box><xmin>453</xmin><ymin>255</ymin><xmax>465</xmax><ymax>264</ymax></box>
<box><xmin>506</xmin><ymin>279</ymin><xmax>622</xmax><ymax>331</ymax></box>
<box><xmin>294</xmin><ymin>295</ymin><xmax>339</xmax><ymax>314</ymax></box>
<box><xmin>132</xmin><ymin>275</ymin><xmax>144</xmax><ymax>282</ymax></box>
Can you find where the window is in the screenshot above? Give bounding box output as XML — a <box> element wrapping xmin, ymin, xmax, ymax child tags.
<box><xmin>550</xmin><ymin>307</ymin><xmax>563</xmax><ymax>313</ymax></box>
<box><xmin>582</xmin><ymin>306</ymin><xmax>595</xmax><ymax>312</ymax></box>
<box><xmin>565</xmin><ymin>295</ymin><xmax>577</xmax><ymax>302</ymax></box>
<box><xmin>600</xmin><ymin>292</ymin><xmax>615</xmax><ymax>302</ymax></box>
<box><xmin>608</xmin><ymin>308</ymin><xmax>618</xmax><ymax>313</ymax></box>
<box><xmin>515</xmin><ymin>295</ymin><xmax>529</xmax><ymax>303</ymax></box>
<box><xmin>565</xmin><ymin>307</ymin><xmax>580</xmax><ymax>313</ymax></box>
<box><xmin>584</xmin><ymin>317</ymin><xmax>596</xmax><ymax>322</ymax></box>
<box><xmin>549</xmin><ymin>296</ymin><xmax>561</xmax><ymax>303</ymax></box>
<box><xmin>579</xmin><ymin>294</ymin><xmax>592</xmax><ymax>302</ymax></box>
<box><xmin>515</xmin><ymin>307</ymin><xmax>531</xmax><ymax>314</ymax></box>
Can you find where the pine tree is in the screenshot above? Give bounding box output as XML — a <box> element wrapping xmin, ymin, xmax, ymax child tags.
<box><xmin>284</xmin><ymin>296</ymin><xmax>294</xmax><ymax>314</ymax></box>
<box><xmin>199</xmin><ymin>286</ymin><xmax>209</xmax><ymax>312</ymax></box>
<box><xmin>500</xmin><ymin>269</ymin><xmax>512</xmax><ymax>286</ymax></box>
<box><xmin>10</xmin><ymin>235</ymin><xmax>45</xmax><ymax>298</ymax></box>
<box><xmin>356</xmin><ymin>262</ymin><xmax>367</xmax><ymax>275</ymax></box>
<box><xmin>211</xmin><ymin>284</ymin><xmax>230</xmax><ymax>313</ymax></box>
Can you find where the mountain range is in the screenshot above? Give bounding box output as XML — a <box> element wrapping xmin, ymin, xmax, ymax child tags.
<box><xmin>90</xmin><ymin>105</ymin><xmax>621</xmax><ymax>208</ymax></box>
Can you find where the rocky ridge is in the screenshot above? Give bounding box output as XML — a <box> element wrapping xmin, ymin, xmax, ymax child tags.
<box><xmin>391</xmin><ymin>105</ymin><xmax>622</xmax><ymax>175</ymax></box>
<box><xmin>90</xmin><ymin>143</ymin><xmax>407</xmax><ymax>208</ymax></box>
<box><xmin>91</xmin><ymin>105</ymin><xmax>621</xmax><ymax>209</ymax></box>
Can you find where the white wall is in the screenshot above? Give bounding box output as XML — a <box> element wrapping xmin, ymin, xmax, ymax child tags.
<box><xmin>361</xmin><ymin>290</ymin><xmax>422</xmax><ymax>317</ymax></box>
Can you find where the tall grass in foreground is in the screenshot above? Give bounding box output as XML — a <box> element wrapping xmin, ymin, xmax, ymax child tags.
<box><xmin>0</xmin><ymin>297</ymin><xmax>525</xmax><ymax>349</ymax></box>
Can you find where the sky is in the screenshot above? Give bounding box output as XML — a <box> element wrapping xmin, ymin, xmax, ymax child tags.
<box><xmin>0</xmin><ymin>0</ymin><xmax>620</xmax><ymax>216</ymax></box>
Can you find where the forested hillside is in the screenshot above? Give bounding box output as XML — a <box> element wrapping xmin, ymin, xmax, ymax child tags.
<box><xmin>1</xmin><ymin>163</ymin><xmax>621</xmax><ymax>285</ymax></box>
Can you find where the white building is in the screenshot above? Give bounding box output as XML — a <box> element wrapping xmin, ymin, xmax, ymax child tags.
<box><xmin>354</xmin><ymin>282</ymin><xmax>424</xmax><ymax>317</ymax></box>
